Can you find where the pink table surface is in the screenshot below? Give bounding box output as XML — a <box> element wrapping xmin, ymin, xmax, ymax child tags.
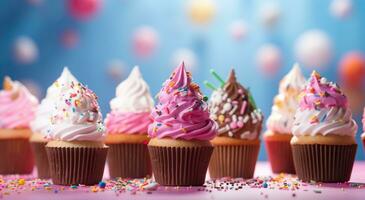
<box><xmin>3</xmin><ymin>161</ymin><xmax>365</xmax><ymax>200</ymax></box>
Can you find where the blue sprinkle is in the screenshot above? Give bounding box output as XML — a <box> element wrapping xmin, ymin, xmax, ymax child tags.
<box><xmin>98</xmin><ymin>181</ymin><xmax>106</xmax><ymax>189</ymax></box>
<box><xmin>262</xmin><ymin>182</ymin><xmax>268</xmax><ymax>188</ymax></box>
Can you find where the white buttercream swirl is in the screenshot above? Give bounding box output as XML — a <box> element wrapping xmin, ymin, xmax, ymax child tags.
<box><xmin>49</xmin><ymin>79</ymin><xmax>105</xmax><ymax>141</ymax></box>
<box><xmin>30</xmin><ymin>67</ymin><xmax>78</xmax><ymax>135</ymax></box>
<box><xmin>292</xmin><ymin>107</ymin><xmax>357</xmax><ymax>137</ymax></box>
<box><xmin>267</xmin><ymin>63</ymin><xmax>306</xmax><ymax>133</ymax></box>
<box><xmin>110</xmin><ymin>66</ymin><xmax>154</xmax><ymax>113</ymax></box>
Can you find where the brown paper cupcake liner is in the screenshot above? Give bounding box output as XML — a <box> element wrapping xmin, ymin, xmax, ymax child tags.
<box><xmin>107</xmin><ymin>143</ymin><xmax>152</xmax><ymax>179</ymax></box>
<box><xmin>265</xmin><ymin>140</ymin><xmax>295</xmax><ymax>174</ymax></box>
<box><xmin>209</xmin><ymin>144</ymin><xmax>260</xmax><ymax>179</ymax></box>
<box><xmin>148</xmin><ymin>145</ymin><xmax>213</xmax><ymax>186</ymax></box>
<box><xmin>0</xmin><ymin>139</ymin><xmax>34</xmax><ymax>174</ymax></box>
<box><xmin>292</xmin><ymin>144</ymin><xmax>357</xmax><ymax>183</ymax></box>
<box><xmin>46</xmin><ymin>146</ymin><xmax>108</xmax><ymax>185</ymax></box>
<box><xmin>31</xmin><ymin>141</ymin><xmax>50</xmax><ymax>179</ymax></box>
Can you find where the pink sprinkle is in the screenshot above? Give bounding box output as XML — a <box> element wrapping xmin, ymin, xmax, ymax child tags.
<box><xmin>230</xmin><ymin>122</ymin><xmax>238</xmax><ymax>129</ymax></box>
<box><xmin>240</xmin><ymin>101</ymin><xmax>247</xmax><ymax>115</ymax></box>
<box><xmin>237</xmin><ymin>121</ymin><xmax>244</xmax><ymax>128</ymax></box>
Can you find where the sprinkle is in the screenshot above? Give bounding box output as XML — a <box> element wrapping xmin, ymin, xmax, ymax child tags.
<box><xmin>229</xmin><ymin>104</ymin><xmax>238</xmax><ymax>115</ymax></box>
<box><xmin>98</xmin><ymin>181</ymin><xmax>106</xmax><ymax>189</ymax></box>
<box><xmin>310</xmin><ymin>115</ymin><xmax>319</xmax><ymax>124</ymax></box>
<box><xmin>218</xmin><ymin>115</ymin><xmax>225</xmax><ymax>123</ymax></box>
<box><xmin>17</xmin><ymin>179</ymin><xmax>25</xmax><ymax>185</ymax></box>
<box><xmin>203</xmin><ymin>96</ymin><xmax>209</xmax><ymax>102</ymax></box>
<box><xmin>240</xmin><ymin>101</ymin><xmax>247</xmax><ymax>115</ymax></box>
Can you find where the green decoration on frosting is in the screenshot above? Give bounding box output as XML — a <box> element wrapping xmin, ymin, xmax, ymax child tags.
<box><xmin>204</xmin><ymin>80</ymin><xmax>217</xmax><ymax>91</ymax></box>
<box><xmin>210</xmin><ymin>69</ymin><xmax>225</xmax><ymax>87</ymax></box>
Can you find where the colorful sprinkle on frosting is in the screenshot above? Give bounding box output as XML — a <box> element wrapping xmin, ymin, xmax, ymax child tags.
<box><xmin>299</xmin><ymin>71</ymin><xmax>347</xmax><ymax>110</ymax></box>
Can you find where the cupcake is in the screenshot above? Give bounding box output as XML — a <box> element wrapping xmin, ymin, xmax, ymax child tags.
<box><xmin>148</xmin><ymin>62</ymin><xmax>216</xmax><ymax>186</ymax></box>
<box><xmin>291</xmin><ymin>71</ymin><xmax>357</xmax><ymax>182</ymax></box>
<box><xmin>0</xmin><ymin>77</ymin><xmax>38</xmax><ymax>174</ymax></box>
<box><xmin>46</xmin><ymin>79</ymin><xmax>108</xmax><ymax>185</ymax></box>
<box><xmin>30</xmin><ymin>67</ymin><xmax>78</xmax><ymax>179</ymax></box>
<box><xmin>264</xmin><ymin>63</ymin><xmax>306</xmax><ymax>174</ymax></box>
<box><xmin>207</xmin><ymin>69</ymin><xmax>263</xmax><ymax>179</ymax></box>
<box><xmin>105</xmin><ymin>66</ymin><xmax>154</xmax><ymax>178</ymax></box>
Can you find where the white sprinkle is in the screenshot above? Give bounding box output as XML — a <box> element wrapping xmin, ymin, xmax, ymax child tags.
<box><xmin>232</xmin><ymin>115</ymin><xmax>238</xmax><ymax>122</ymax></box>
<box><xmin>228</xmin><ymin>131</ymin><xmax>234</xmax><ymax>137</ymax></box>
<box><xmin>240</xmin><ymin>131</ymin><xmax>250</xmax><ymax>139</ymax></box>
<box><xmin>218</xmin><ymin>127</ymin><xmax>229</xmax><ymax>134</ymax></box>
<box><xmin>243</xmin><ymin>115</ymin><xmax>249</xmax><ymax>123</ymax></box>
<box><xmin>229</xmin><ymin>104</ymin><xmax>238</xmax><ymax>115</ymax></box>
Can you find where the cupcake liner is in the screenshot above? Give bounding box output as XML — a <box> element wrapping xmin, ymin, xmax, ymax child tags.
<box><xmin>0</xmin><ymin>139</ymin><xmax>34</xmax><ymax>174</ymax></box>
<box><xmin>209</xmin><ymin>143</ymin><xmax>260</xmax><ymax>179</ymax></box>
<box><xmin>265</xmin><ymin>139</ymin><xmax>295</xmax><ymax>174</ymax></box>
<box><xmin>107</xmin><ymin>143</ymin><xmax>152</xmax><ymax>178</ymax></box>
<box><xmin>46</xmin><ymin>146</ymin><xmax>108</xmax><ymax>185</ymax></box>
<box><xmin>30</xmin><ymin>141</ymin><xmax>50</xmax><ymax>179</ymax></box>
<box><xmin>148</xmin><ymin>145</ymin><xmax>213</xmax><ymax>186</ymax></box>
<box><xmin>292</xmin><ymin>144</ymin><xmax>357</xmax><ymax>183</ymax></box>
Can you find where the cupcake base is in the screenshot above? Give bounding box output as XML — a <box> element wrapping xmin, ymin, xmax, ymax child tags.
<box><xmin>0</xmin><ymin>138</ymin><xmax>34</xmax><ymax>174</ymax></box>
<box><xmin>148</xmin><ymin>138</ymin><xmax>213</xmax><ymax>186</ymax></box>
<box><xmin>209</xmin><ymin>137</ymin><xmax>260</xmax><ymax>179</ymax></box>
<box><xmin>0</xmin><ymin>129</ymin><xmax>34</xmax><ymax>174</ymax></box>
<box><xmin>46</xmin><ymin>141</ymin><xmax>108</xmax><ymax>186</ymax></box>
<box><xmin>264</xmin><ymin>131</ymin><xmax>295</xmax><ymax>174</ymax></box>
<box><xmin>107</xmin><ymin>143</ymin><xmax>152</xmax><ymax>178</ymax></box>
<box><xmin>292</xmin><ymin>144</ymin><xmax>357</xmax><ymax>182</ymax></box>
<box><xmin>30</xmin><ymin>141</ymin><xmax>50</xmax><ymax>179</ymax></box>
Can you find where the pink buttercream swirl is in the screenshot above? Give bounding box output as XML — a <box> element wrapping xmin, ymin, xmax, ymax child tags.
<box><xmin>148</xmin><ymin>62</ymin><xmax>217</xmax><ymax>140</ymax></box>
<box><xmin>299</xmin><ymin>71</ymin><xmax>347</xmax><ymax>110</ymax></box>
<box><xmin>0</xmin><ymin>79</ymin><xmax>38</xmax><ymax>129</ymax></box>
<box><xmin>105</xmin><ymin>112</ymin><xmax>152</xmax><ymax>134</ymax></box>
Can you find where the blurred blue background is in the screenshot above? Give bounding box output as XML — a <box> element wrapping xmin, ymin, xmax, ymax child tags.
<box><xmin>1</xmin><ymin>0</ymin><xmax>365</xmax><ymax>160</ymax></box>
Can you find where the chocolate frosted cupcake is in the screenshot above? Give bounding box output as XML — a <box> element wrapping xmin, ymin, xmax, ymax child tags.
<box><xmin>30</xmin><ymin>67</ymin><xmax>78</xmax><ymax>179</ymax></box>
<box><xmin>207</xmin><ymin>69</ymin><xmax>263</xmax><ymax>179</ymax></box>
<box><xmin>264</xmin><ymin>63</ymin><xmax>306</xmax><ymax>174</ymax></box>
<box><xmin>0</xmin><ymin>77</ymin><xmax>38</xmax><ymax>174</ymax></box>
<box><xmin>46</xmin><ymin>80</ymin><xmax>108</xmax><ymax>185</ymax></box>
<box><xmin>291</xmin><ymin>71</ymin><xmax>357</xmax><ymax>183</ymax></box>
<box><xmin>148</xmin><ymin>62</ymin><xmax>216</xmax><ymax>186</ymax></box>
<box><xmin>105</xmin><ymin>66</ymin><xmax>154</xmax><ymax>178</ymax></box>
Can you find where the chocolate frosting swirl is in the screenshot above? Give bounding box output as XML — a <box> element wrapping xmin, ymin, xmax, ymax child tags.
<box><xmin>209</xmin><ymin>70</ymin><xmax>263</xmax><ymax>140</ymax></box>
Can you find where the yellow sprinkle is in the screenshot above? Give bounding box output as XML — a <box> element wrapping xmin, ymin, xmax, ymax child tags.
<box><xmin>18</xmin><ymin>179</ymin><xmax>25</xmax><ymax>185</ymax></box>
<box><xmin>91</xmin><ymin>187</ymin><xmax>99</xmax><ymax>192</ymax></box>
<box><xmin>218</xmin><ymin>115</ymin><xmax>225</xmax><ymax>123</ymax></box>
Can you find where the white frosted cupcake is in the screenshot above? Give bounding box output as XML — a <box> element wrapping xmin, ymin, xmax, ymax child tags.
<box><xmin>264</xmin><ymin>63</ymin><xmax>306</xmax><ymax>174</ymax></box>
<box><xmin>291</xmin><ymin>71</ymin><xmax>357</xmax><ymax>182</ymax></box>
<box><xmin>30</xmin><ymin>67</ymin><xmax>78</xmax><ymax>179</ymax></box>
<box><xmin>46</xmin><ymin>78</ymin><xmax>107</xmax><ymax>185</ymax></box>
<box><xmin>104</xmin><ymin>66</ymin><xmax>154</xmax><ymax>178</ymax></box>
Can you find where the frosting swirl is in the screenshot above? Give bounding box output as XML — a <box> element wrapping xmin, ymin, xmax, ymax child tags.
<box><xmin>292</xmin><ymin>71</ymin><xmax>357</xmax><ymax>137</ymax></box>
<box><xmin>0</xmin><ymin>77</ymin><xmax>38</xmax><ymax>129</ymax></box>
<box><xmin>30</xmin><ymin>67</ymin><xmax>78</xmax><ymax>135</ymax></box>
<box><xmin>208</xmin><ymin>69</ymin><xmax>263</xmax><ymax>140</ymax></box>
<box><xmin>105</xmin><ymin>66</ymin><xmax>153</xmax><ymax>134</ymax></box>
<box><xmin>266</xmin><ymin>63</ymin><xmax>306</xmax><ymax>134</ymax></box>
<box><xmin>49</xmin><ymin>81</ymin><xmax>105</xmax><ymax>141</ymax></box>
<box><xmin>148</xmin><ymin>62</ymin><xmax>217</xmax><ymax>140</ymax></box>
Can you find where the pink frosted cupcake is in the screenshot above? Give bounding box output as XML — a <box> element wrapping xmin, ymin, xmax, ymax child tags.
<box><xmin>105</xmin><ymin>66</ymin><xmax>154</xmax><ymax>178</ymax></box>
<box><xmin>148</xmin><ymin>62</ymin><xmax>217</xmax><ymax>186</ymax></box>
<box><xmin>0</xmin><ymin>77</ymin><xmax>38</xmax><ymax>174</ymax></box>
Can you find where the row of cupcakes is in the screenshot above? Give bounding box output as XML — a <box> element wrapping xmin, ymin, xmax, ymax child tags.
<box><xmin>0</xmin><ymin>62</ymin><xmax>362</xmax><ymax>186</ymax></box>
